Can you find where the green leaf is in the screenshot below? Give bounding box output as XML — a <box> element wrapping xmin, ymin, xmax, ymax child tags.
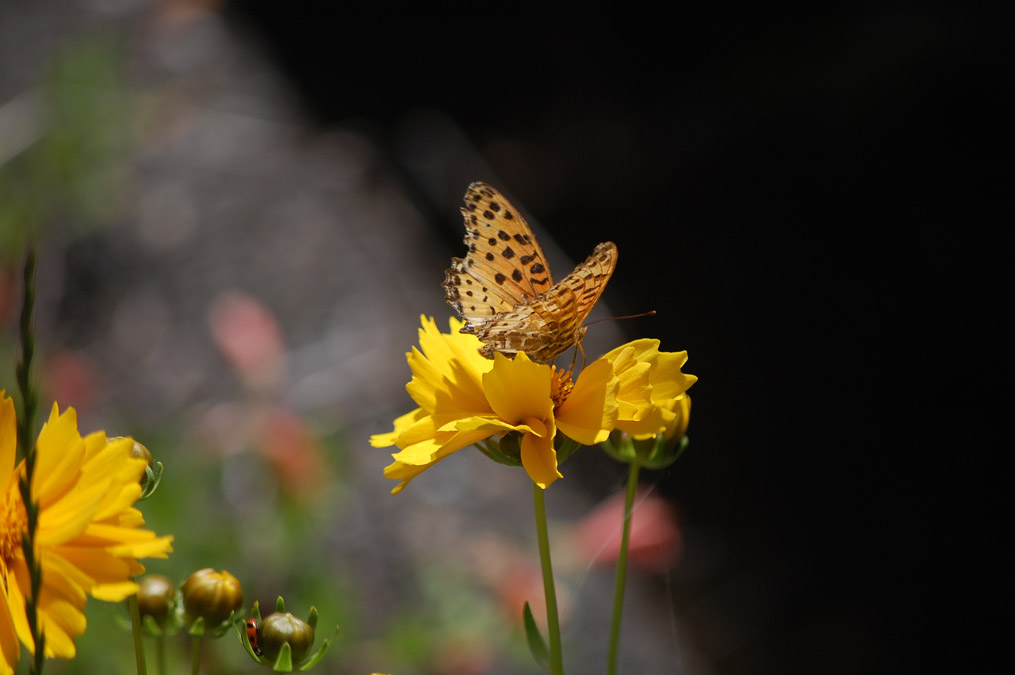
<box><xmin>522</xmin><ymin>601</ymin><xmax>550</xmax><ymax>671</ymax></box>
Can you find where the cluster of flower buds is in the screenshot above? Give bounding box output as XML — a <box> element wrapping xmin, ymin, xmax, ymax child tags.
<box><xmin>135</xmin><ymin>568</ymin><xmax>337</xmax><ymax>670</ymax></box>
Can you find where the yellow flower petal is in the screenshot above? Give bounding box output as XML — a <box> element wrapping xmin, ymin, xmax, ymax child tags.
<box><xmin>520</xmin><ymin>430</ymin><xmax>562</xmax><ymax>489</ymax></box>
<box><xmin>389</xmin><ymin>436</ymin><xmax>447</xmax><ymax>466</ymax></box>
<box><xmin>454</xmin><ymin>415</ymin><xmax>546</xmax><ymax>437</ymax></box>
<box><xmin>407</xmin><ymin>316</ymin><xmax>493</xmax><ymax>417</ymax></box>
<box><xmin>33</xmin><ymin>404</ymin><xmax>87</xmax><ymax>510</ymax></box>
<box><xmin>556</xmin><ymin>358</ymin><xmax>619</xmax><ymax>445</ymax></box>
<box><xmin>391</xmin><ymin>428</ymin><xmax>492</xmax><ymax>467</ymax></box>
<box><xmin>369</xmin><ymin>408</ymin><xmax>427</xmax><ymax>447</ymax></box>
<box><xmin>0</xmin><ymin>394</ymin><xmax>15</xmax><ymax>491</ymax></box>
<box><xmin>664</xmin><ymin>395</ymin><xmax>692</xmax><ymax>441</ymax></box>
<box><xmin>36</xmin><ymin>478</ymin><xmax>108</xmax><ymax>546</ymax></box>
<box><xmin>482</xmin><ymin>352</ymin><xmax>553</xmax><ymax>424</ymax></box>
<box><xmin>389</xmin><ymin>415</ymin><xmax>441</xmax><ymax>450</ymax></box>
<box><xmin>384</xmin><ymin>460</ymin><xmax>432</xmax><ymax>495</ymax></box>
<box><xmin>89</xmin><ymin>581</ymin><xmax>140</xmax><ymax>602</ymax></box>
<box><xmin>0</xmin><ymin>586</ymin><xmax>19</xmax><ymax>674</ymax></box>
<box><xmin>8</xmin><ymin>555</ymin><xmax>86</xmax><ymax>659</ymax></box>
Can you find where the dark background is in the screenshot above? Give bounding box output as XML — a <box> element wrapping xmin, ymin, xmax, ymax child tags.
<box><xmin>225</xmin><ymin>7</ymin><xmax>1006</xmax><ymax>674</ymax></box>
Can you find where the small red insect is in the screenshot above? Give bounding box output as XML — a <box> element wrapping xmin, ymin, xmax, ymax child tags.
<box><xmin>245</xmin><ymin>618</ymin><xmax>262</xmax><ymax>656</ymax></box>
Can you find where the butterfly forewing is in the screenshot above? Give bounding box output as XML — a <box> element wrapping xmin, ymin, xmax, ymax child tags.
<box><xmin>443</xmin><ymin>183</ymin><xmax>554</xmax><ymax>333</ymax></box>
<box><xmin>444</xmin><ymin>182</ymin><xmax>618</xmax><ymax>362</ymax></box>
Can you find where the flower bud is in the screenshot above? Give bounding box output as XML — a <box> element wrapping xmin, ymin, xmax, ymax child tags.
<box><xmin>662</xmin><ymin>394</ymin><xmax>691</xmax><ymax>442</ymax></box>
<box><xmin>137</xmin><ymin>574</ymin><xmax>175</xmax><ymax>628</ymax></box>
<box><xmin>182</xmin><ymin>568</ymin><xmax>243</xmax><ymax>627</ymax></box>
<box><xmin>259</xmin><ymin>612</ymin><xmax>315</xmax><ymax>664</ymax></box>
<box><xmin>130</xmin><ymin>440</ymin><xmax>154</xmax><ymax>467</ymax></box>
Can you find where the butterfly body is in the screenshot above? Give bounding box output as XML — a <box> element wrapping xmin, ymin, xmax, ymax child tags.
<box><xmin>443</xmin><ymin>182</ymin><xmax>617</xmax><ymax>362</ymax></box>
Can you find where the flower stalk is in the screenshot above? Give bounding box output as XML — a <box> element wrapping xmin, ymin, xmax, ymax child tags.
<box><xmin>16</xmin><ymin>242</ymin><xmax>44</xmax><ymax>675</ymax></box>
<box><xmin>189</xmin><ymin>635</ymin><xmax>201</xmax><ymax>675</ymax></box>
<box><xmin>606</xmin><ymin>461</ymin><xmax>641</xmax><ymax>675</ymax></box>
<box><xmin>128</xmin><ymin>593</ymin><xmax>148</xmax><ymax>675</ymax></box>
<box><xmin>532</xmin><ymin>483</ymin><xmax>563</xmax><ymax>675</ymax></box>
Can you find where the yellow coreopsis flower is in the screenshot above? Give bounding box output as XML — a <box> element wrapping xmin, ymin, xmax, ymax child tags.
<box><xmin>601</xmin><ymin>339</ymin><xmax>697</xmax><ymax>440</ymax></box>
<box><xmin>371</xmin><ymin>316</ymin><xmax>619</xmax><ymax>493</ymax></box>
<box><xmin>0</xmin><ymin>392</ymin><xmax>174</xmax><ymax>672</ymax></box>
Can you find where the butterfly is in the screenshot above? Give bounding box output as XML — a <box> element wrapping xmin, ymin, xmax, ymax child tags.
<box><xmin>443</xmin><ymin>182</ymin><xmax>618</xmax><ymax>362</ymax></box>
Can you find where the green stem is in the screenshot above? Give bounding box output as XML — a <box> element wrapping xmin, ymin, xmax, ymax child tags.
<box><xmin>607</xmin><ymin>462</ymin><xmax>640</xmax><ymax>675</ymax></box>
<box><xmin>190</xmin><ymin>635</ymin><xmax>202</xmax><ymax>675</ymax></box>
<box><xmin>15</xmin><ymin>243</ymin><xmax>38</xmax><ymax>462</ymax></box>
<box><xmin>127</xmin><ymin>593</ymin><xmax>147</xmax><ymax>675</ymax></box>
<box><xmin>532</xmin><ymin>482</ymin><xmax>564</xmax><ymax>675</ymax></box>
<box><xmin>157</xmin><ymin>636</ymin><xmax>166</xmax><ymax>675</ymax></box>
<box><xmin>16</xmin><ymin>243</ymin><xmax>44</xmax><ymax>675</ymax></box>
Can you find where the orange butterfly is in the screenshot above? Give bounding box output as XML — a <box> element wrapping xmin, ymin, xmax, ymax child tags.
<box><xmin>443</xmin><ymin>182</ymin><xmax>618</xmax><ymax>362</ymax></box>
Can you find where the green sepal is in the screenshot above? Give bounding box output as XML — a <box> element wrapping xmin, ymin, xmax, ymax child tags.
<box><xmin>600</xmin><ymin>431</ymin><xmax>690</xmax><ymax>470</ymax></box>
<box><xmin>138</xmin><ymin>461</ymin><xmax>164</xmax><ymax>500</ymax></box>
<box><xmin>141</xmin><ymin>612</ymin><xmax>178</xmax><ymax>637</ymax></box>
<box><xmin>554</xmin><ymin>435</ymin><xmax>583</xmax><ymax>464</ymax></box>
<box><xmin>474</xmin><ymin>434</ymin><xmax>523</xmax><ymax>466</ymax></box>
<box><xmin>188</xmin><ymin>616</ymin><xmax>206</xmax><ymax>637</ymax></box>
<box><xmin>307</xmin><ymin>606</ymin><xmax>318</xmax><ymax>631</ymax></box>
<box><xmin>271</xmin><ymin>642</ymin><xmax>294</xmax><ymax>672</ymax></box>
<box><xmin>522</xmin><ymin>601</ymin><xmax>550</xmax><ymax>671</ymax></box>
<box><xmin>186</xmin><ymin>612</ymin><xmax>233</xmax><ymax>638</ymax></box>
<box><xmin>294</xmin><ymin>624</ymin><xmax>339</xmax><ymax>671</ymax></box>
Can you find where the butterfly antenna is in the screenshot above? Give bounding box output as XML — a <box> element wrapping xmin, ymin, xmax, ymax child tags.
<box><xmin>586</xmin><ymin>310</ymin><xmax>657</xmax><ymax>326</ymax></box>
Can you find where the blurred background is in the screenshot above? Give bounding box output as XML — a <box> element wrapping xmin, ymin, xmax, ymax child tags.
<box><xmin>1</xmin><ymin>3</ymin><xmax>1005</xmax><ymax>674</ymax></box>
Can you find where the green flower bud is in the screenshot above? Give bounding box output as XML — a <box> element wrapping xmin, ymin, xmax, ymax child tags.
<box><xmin>182</xmin><ymin>568</ymin><xmax>243</xmax><ymax>627</ymax></box>
<box><xmin>260</xmin><ymin>612</ymin><xmax>315</xmax><ymax>665</ymax></box>
<box><xmin>136</xmin><ymin>574</ymin><xmax>175</xmax><ymax>628</ymax></box>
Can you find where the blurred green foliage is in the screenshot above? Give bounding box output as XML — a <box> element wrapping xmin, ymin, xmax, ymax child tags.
<box><xmin>1</xmin><ymin>37</ymin><xmax>132</xmax><ymax>261</ymax></box>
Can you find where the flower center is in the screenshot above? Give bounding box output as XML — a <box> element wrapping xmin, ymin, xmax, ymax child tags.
<box><xmin>1</xmin><ymin>487</ymin><xmax>27</xmax><ymax>566</ymax></box>
<box><xmin>550</xmin><ymin>367</ymin><xmax>575</xmax><ymax>409</ymax></box>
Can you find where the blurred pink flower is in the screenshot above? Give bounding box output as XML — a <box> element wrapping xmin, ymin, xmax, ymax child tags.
<box><xmin>577</xmin><ymin>489</ymin><xmax>683</xmax><ymax>574</ymax></box>
<box><xmin>208</xmin><ymin>292</ymin><xmax>286</xmax><ymax>393</ymax></box>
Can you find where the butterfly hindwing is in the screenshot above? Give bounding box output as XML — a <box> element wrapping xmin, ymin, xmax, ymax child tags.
<box><xmin>476</xmin><ymin>242</ymin><xmax>618</xmax><ymax>361</ymax></box>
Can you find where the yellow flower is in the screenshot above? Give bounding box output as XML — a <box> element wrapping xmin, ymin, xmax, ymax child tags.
<box><xmin>371</xmin><ymin>316</ymin><xmax>619</xmax><ymax>493</ymax></box>
<box><xmin>601</xmin><ymin>339</ymin><xmax>697</xmax><ymax>440</ymax></box>
<box><xmin>0</xmin><ymin>393</ymin><xmax>174</xmax><ymax>672</ymax></box>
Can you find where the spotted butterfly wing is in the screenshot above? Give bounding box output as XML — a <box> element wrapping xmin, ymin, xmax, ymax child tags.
<box><xmin>444</xmin><ymin>182</ymin><xmax>554</xmax><ymax>326</ymax></box>
<box><xmin>443</xmin><ymin>182</ymin><xmax>618</xmax><ymax>362</ymax></box>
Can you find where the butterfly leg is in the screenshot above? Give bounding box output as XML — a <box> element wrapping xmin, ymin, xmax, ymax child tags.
<box><xmin>566</xmin><ymin>341</ymin><xmax>587</xmax><ymax>377</ymax></box>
